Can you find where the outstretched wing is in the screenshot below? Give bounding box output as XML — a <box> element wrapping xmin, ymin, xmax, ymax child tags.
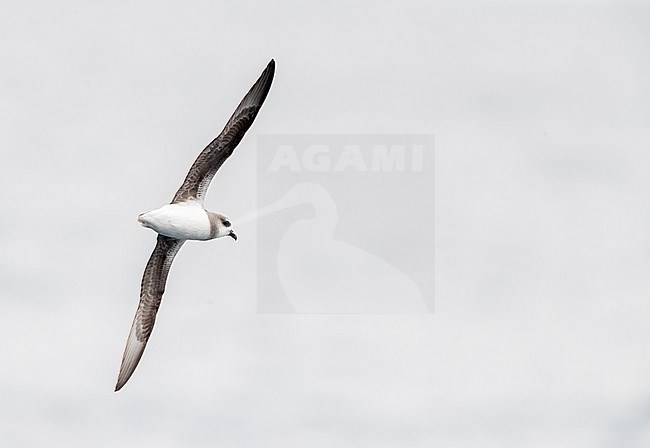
<box><xmin>172</xmin><ymin>59</ymin><xmax>275</xmax><ymax>204</ymax></box>
<box><xmin>115</xmin><ymin>235</ymin><xmax>185</xmax><ymax>391</ymax></box>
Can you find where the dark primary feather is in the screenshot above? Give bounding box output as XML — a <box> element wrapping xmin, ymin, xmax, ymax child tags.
<box><xmin>115</xmin><ymin>235</ymin><xmax>185</xmax><ymax>391</ymax></box>
<box><xmin>172</xmin><ymin>59</ymin><xmax>275</xmax><ymax>204</ymax></box>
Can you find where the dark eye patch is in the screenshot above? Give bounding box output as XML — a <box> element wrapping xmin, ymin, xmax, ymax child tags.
<box><xmin>222</xmin><ymin>220</ymin><xmax>231</xmax><ymax>227</ymax></box>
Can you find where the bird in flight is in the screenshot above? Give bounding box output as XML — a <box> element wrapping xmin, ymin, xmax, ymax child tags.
<box><xmin>115</xmin><ymin>60</ymin><xmax>275</xmax><ymax>391</ymax></box>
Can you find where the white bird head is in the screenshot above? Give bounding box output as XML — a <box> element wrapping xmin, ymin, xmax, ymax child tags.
<box><xmin>208</xmin><ymin>212</ymin><xmax>237</xmax><ymax>241</ymax></box>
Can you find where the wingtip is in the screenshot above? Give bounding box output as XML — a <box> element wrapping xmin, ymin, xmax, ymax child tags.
<box><xmin>115</xmin><ymin>378</ymin><xmax>128</xmax><ymax>392</ymax></box>
<box><xmin>264</xmin><ymin>59</ymin><xmax>275</xmax><ymax>77</ymax></box>
<box><xmin>266</xmin><ymin>59</ymin><xmax>275</xmax><ymax>76</ymax></box>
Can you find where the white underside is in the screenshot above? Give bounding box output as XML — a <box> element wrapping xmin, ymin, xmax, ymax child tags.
<box><xmin>138</xmin><ymin>202</ymin><xmax>211</xmax><ymax>240</ymax></box>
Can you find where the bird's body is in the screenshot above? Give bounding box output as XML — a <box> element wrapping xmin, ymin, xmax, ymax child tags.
<box><xmin>138</xmin><ymin>202</ymin><xmax>235</xmax><ymax>241</ymax></box>
<box><xmin>115</xmin><ymin>59</ymin><xmax>275</xmax><ymax>391</ymax></box>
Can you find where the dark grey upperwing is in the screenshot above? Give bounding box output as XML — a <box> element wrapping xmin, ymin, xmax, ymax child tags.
<box><xmin>115</xmin><ymin>235</ymin><xmax>185</xmax><ymax>391</ymax></box>
<box><xmin>172</xmin><ymin>59</ymin><xmax>275</xmax><ymax>204</ymax></box>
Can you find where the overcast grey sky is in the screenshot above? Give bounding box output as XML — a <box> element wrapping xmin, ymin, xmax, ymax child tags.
<box><xmin>1</xmin><ymin>1</ymin><xmax>649</xmax><ymax>447</ymax></box>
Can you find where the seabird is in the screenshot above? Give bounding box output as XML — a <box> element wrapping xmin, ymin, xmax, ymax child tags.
<box><xmin>115</xmin><ymin>60</ymin><xmax>275</xmax><ymax>391</ymax></box>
